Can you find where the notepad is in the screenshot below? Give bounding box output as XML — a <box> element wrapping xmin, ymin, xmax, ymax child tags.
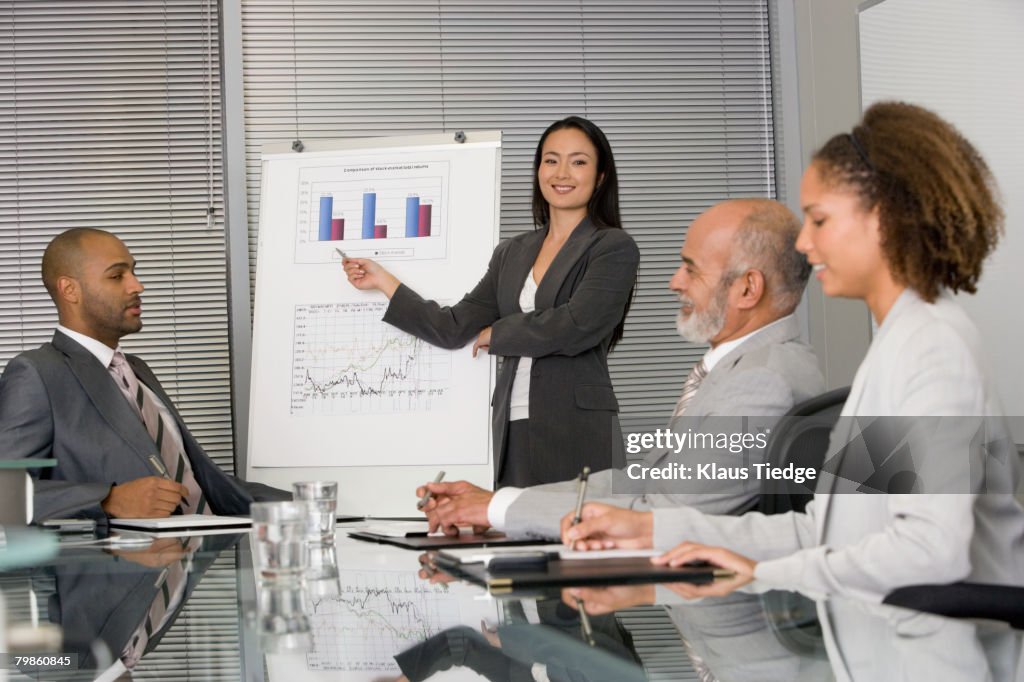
<box><xmin>437</xmin><ymin>546</ymin><xmax>657</xmax><ymax>567</ymax></box>
<box><xmin>361</xmin><ymin>521</ymin><xmax>433</xmax><ymax>537</ymax></box>
<box><xmin>436</xmin><ymin>544</ymin><xmax>564</xmax><ymax>566</ymax></box>
<box><xmin>109</xmin><ymin>514</ymin><xmax>251</xmax><ymax>532</ymax></box>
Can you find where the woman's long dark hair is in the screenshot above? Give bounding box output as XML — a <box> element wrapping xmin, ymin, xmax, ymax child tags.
<box><xmin>530</xmin><ymin>116</ymin><xmax>633</xmax><ymax>349</ymax></box>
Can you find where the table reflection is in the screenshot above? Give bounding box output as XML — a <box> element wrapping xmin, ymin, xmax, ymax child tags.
<box><xmin>0</xmin><ymin>522</ymin><xmax>1020</xmax><ymax>681</ymax></box>
<box><xmin>0</xmin><ymin>532</ymin><xmax>240</xmax><ymax>679</ymax></box>
<box><xmin>824</xmin><ymin>599</ymin><xmax>1023</xmax><ymax>682</ymax></box>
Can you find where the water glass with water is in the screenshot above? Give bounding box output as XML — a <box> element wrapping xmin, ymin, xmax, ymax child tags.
<box><xmin>251</xmin><ymin>501</ymin><xmax>308</xmax><ymax>582</ymax></box>
<box><xmin>292</xmin><ymin>480</ymin><xmax>338</xmax><ymax>542</ymax></box>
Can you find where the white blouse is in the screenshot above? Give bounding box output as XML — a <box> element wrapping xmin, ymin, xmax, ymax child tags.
<box><xmin>508</xmin><ymin>268</ymin><xmax>538</xmax><ymax>421</ymax></box>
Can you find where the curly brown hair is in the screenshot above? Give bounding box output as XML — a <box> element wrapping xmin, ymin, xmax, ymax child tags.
<box><xmin>811</xmin><ymin>101</ymin><xmax>1003</xmax><ymax>302</ymax></box>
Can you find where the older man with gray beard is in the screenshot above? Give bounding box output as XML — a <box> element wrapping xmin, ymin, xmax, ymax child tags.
<box><xmin>417</xmin><ymin>198</ymin><xmax>825</xmax><ymax>539</ymax></box>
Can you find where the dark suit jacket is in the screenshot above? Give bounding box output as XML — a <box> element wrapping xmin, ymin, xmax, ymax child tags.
<box><xmin>0</xmin><ymin>331</ymin><xmax>287</xmax><ymax>521</ymax></box>
<box><xmin>383</xmin><ymin>218</ymin><xmax>640</xmax><ymax>483</ymax></box>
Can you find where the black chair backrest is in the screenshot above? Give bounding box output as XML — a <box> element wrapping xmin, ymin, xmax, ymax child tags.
<box><xmin>884</xmin><ymin>582</ymin><xmax>1024</xmax><ymax>630</ymax></box>
<box><xmin>757</xmin><ymin>386</ymin><xmax>850</xmax><ymax>515</ymax></box>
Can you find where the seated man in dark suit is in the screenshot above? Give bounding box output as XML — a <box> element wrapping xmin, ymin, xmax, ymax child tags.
<box><xmin>0</xmin><ymin>227</ymin><xmax>287</xmax><ymax>521</ymax></box>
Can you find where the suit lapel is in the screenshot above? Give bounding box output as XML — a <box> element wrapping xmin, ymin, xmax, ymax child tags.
<box><xmin>500</xmin><ymin>229</ymin><xmax>546</xmax><ymax>314</ymax></box>
<box><xmin>52</xmin><ymin>331</ymin><xmax>157</xmax><ymax>470</ymax></box>
<box><xmin>688</xmin><ymin>316</ymin><xmax>802</xmax><ymax>410</ymax></box>
<box><xmin>534</xmin><ymin>218</ymin><xmax>597</xmax><ymax>309</ymax></box>
<box><xmin>642</xmin><ymin>318</ymin><xmax>803</xmax><ymax>468</ymax></box>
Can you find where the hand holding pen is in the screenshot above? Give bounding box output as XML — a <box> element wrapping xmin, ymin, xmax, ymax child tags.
<box><xmin>339</xmin><ymin>248</ymin><xmax>401</xmax><ymax>297</ymax></box>
<box><xmin>417</xmin><ymin>470</ymin><xmax>446</xmax><ymax>510</ymax></box>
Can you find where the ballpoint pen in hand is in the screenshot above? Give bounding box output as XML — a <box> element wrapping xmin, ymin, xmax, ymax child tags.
<box><xmin>417</xmin><ymin>470</ymin><xmax>446</xmax><ymax>510</ymax></box>
<box><xmin>571</xmin><ymin>466</ymin><xmax>591</xmax><ymax>527</ymax></box>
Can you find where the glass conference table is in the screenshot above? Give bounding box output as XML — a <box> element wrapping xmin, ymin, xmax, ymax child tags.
<box><xmin>0</xmin><ymin>521</ymin><xmax>1019</xmax><ymax>681</ymax></box>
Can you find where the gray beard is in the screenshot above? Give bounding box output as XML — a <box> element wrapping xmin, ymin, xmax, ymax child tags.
<box><xmin>675</xmin><ymin>297</ymin><xmax>726</xmax><ymax>344</ymax></box>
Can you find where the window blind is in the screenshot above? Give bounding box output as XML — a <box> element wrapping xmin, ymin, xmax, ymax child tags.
<box><xmin>0</xmin><ymin>0</ymin><xmax>234</xmax><ymax>470</ymax></box>
<box><xmin>238</xmin><ymin>0</ymin><xmax>776</xmax><ymax>433</ymax></box>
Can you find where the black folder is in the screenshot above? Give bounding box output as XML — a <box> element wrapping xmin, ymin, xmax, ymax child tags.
<box><xmin>432</xmin><ymin>553</ymin><xmax>728</xmax><ymax>592</ymax></box>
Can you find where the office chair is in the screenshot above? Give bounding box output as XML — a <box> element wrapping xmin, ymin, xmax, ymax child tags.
<box><xmin>757</xmin><ymin>386</ymin><xmax>850</xmax><ymax>516</ymax></box>
<box><xmin>754</xmin><ymin>387</ymin><xmax>849</xmax><ymax>658</ymax></box>
<box><xmin>884</xmin><ymin>583</ymin><xmax>1024</xmax><ymax>630</ymax></box>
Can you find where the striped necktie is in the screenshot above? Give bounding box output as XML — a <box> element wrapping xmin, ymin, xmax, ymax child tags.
<box><xmin>108</xmin><ymin>351</ymin><xmax>209</xmax><ymax>515</ymax></box>
<box><xmin>121</xmin><ymin>537</ymin><xmax>202</xmax><ymax>668</ymax></box>
<box><xmin>672</xmin><ymin>359</ymin><xmax>708</xmax><ymax>417</ymax></box>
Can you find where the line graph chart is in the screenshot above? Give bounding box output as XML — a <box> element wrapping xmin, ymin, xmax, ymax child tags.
<box><xmin>305</xmin><ymin>570</ymin><xmax>461</xmax><ymax>672</ymax></box>
<box><xmin>290</xmin><ymin>301</ymin><xmax>451</xmax><ymax>416</ymax></box>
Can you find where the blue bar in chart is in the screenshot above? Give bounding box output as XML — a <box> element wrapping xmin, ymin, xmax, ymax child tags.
<box><xmin>318</xmin><ymin>196</ymin><xmax>333</xmax><ymax>241</ymax></box>
<box><xmin>362</xmin><ymin>192</ymin><xmax>377</xmax><ymax>239</ymax></box>
<box><xmin>405</xmin><ymin>196</ymin><xmax>420</xmax><ymax>238</ymax></box>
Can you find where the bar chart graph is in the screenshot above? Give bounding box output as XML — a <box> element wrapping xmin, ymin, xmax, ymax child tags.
<box><xmin>315</xmin><ymin>187</ymin><xmax>436</xmax><ymax>242</ymax></box>
<box><xmin>294</xmin><ymin>161</ymin><xmax>450</xmax><ymax>264</ymax></box>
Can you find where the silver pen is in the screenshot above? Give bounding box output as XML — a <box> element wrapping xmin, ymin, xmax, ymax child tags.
<box><xmin>571</xmin><ymin>466</ymin><xmax>591</xmax><ymax>526</ymax></box>
<box><xmin>149</xmin><ymin>454</ymin><xmax>170</xmax><ymax>478</ymax></box>
<box><xmin>575</xmin><ymin>597</ymin><xmax>596</xmax><ymax>646</ymax></box>
<box><xmin>417</xmin><ymin>471</ymin><xmax>446</xmax><ymax>510</ymax></box>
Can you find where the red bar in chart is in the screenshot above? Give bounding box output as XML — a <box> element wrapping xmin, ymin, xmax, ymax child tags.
<box><xmin>417</xmin><ymin>204</ymin><xmax>432</xmax><ymax>237</ymax></box>
<box><xmin>374</xmin><ymin>224</ymin><xmax>388</xmax><ymax>239</ymax></box>
<box><xmin>331</xmin><ymin>218</ymin><xmax>345</xmax><ymax>241</ymax></box>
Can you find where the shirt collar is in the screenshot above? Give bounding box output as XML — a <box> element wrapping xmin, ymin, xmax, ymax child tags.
<box><xmin>700</xmin><ymin>314</ymin><xmax>795</xmax><ymax>373</ymax></box>
<box><xmin>56</xmin><ymin>325</ymin><xmax>120</xmax><ymax>368</ymax></box>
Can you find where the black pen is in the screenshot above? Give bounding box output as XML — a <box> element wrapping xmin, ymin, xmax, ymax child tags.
<box><xmin>417</xmin><ymin>470</ymin><xmax>446</xmax><ymax>510</ymax></box>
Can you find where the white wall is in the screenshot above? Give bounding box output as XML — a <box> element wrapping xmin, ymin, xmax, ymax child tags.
<box><xmin>786</xmin><ymin>0</ymin><xmax>875</xmax><ymax>390</ymax></box>
<box><xmin>860</xmin><ymin>0</ymin><xmax>1024</xmax><ymax>437</ymax></box>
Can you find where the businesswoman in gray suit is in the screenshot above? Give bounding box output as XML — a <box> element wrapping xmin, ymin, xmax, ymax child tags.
<box><xmin>344</xmin><ymin>117</ymin><xmax>639</xmax><ymax>487</ymax></box>
<box><xmin>562</xmin><ymin>102</ymin><xmax>1023</xmax><ymax>603</ymax></box>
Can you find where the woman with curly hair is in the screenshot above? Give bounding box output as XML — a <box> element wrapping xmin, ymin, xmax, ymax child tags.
<box><xmin>560</xmin><ymin>102</ymin><xmax>1024</xmax><ymax>603</ymax></box>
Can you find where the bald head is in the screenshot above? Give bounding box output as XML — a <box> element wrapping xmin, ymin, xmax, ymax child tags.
<box><xmin>41</xmin><ymin>228</ymin><xmax>115</xmax><ymax>301</ymax></box>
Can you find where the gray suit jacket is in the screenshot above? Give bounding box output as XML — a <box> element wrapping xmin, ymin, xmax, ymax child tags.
<box><xmin>383</xmin><ymin>218</ymin><xmax>640</xmax><ymax>484</ymax></box>
<box><xmin>503</xmin><ymin>315</ymin><xmax>825</xmax><ymax>538</ymax></box>
<box><xmin>0</xmin><ymin>331</ymin><xmax>287</xmax><ymax>521</ymax></box>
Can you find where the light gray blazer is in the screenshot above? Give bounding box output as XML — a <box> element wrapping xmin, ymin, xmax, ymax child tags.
<box><xmin>503</xmin><ymin>314</ymin><xmax>825</xmax><ymax>538</ymax></box>
<box><xmin>653</xmin><ymin>291</ymin><xmax>1024</xmax><ymax>601</ymax></box>
<box><xmin>0</xmin><ymin>331</ymin><xmax>287</xmax><ymax>521</ymax></box>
